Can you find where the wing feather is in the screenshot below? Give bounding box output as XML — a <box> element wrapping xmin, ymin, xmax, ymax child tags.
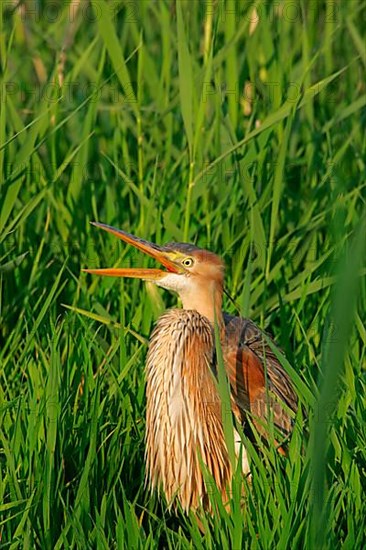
<box><xmin>223</xmin><ymin>314</ymin><xmax>298</xmax><ymax>441</ymax></box>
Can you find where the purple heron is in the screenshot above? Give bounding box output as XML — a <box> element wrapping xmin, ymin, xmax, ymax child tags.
<box><xmin>84</xmin><ymin>222</ymin><xmax>297</xmax><ymax>512</ymax></box>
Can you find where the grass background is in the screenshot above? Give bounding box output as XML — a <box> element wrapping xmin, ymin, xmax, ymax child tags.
<box><xmin>1</xmin><ymin>0</ymin><xmax>365</xmax><ymax>547</ymax></box>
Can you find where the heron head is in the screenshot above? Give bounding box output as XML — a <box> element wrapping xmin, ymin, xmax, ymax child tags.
<box><xmin>83</xmin><ymin>222</ymin><xmax>225</xmax><ymax>321</ymax></box>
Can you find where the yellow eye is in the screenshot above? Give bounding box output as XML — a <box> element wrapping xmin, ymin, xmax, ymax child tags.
<box><xmin>182</xmin><ymin>257</ymin><xmax>194</xmax><ymax>267</ymax></box>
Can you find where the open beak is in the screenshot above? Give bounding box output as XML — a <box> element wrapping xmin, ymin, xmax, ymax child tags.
<box><xmin>83</xmin><ymin>222</ymin><xmax>180</xmax><ymax>281</ymax></box>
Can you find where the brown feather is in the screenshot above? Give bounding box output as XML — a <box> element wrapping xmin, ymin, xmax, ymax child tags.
<box><xmin>223</xmin><ymin>314</ymin><xmax>298</xmax><ymax>439</ymax></box>
<box><xmin>145</xmin><ymin>309</ymin><xmax>251</xmax><ymax>512</ymax></box>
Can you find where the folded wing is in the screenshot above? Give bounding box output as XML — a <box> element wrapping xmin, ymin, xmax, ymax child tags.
<box><xmin>223</xmin><ymin>314</ymin><xmax>298</xmax><ymax>446</ymax></box>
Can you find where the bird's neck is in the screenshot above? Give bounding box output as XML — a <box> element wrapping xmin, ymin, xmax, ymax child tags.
<box><xmin>179</xmin><ymin>281</ymin><xmax>223</xmax><ymax>325</ymax></box>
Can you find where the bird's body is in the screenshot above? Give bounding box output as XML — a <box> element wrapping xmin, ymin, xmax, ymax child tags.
<box><xmin>145</xmin><ymin>309</ymin><xmax>296</xmax><ymax>511</ymax></box>
<box><xmin>85</xmin><ymin>223</ymin><xmax>298</xmax><ymax>512</ymax></box>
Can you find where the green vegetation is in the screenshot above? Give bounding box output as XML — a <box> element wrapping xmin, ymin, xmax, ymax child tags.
<box><xmin>1</xmin><ymin>1</ymin><xmax>365</xmax><ymax>547</ymax></box>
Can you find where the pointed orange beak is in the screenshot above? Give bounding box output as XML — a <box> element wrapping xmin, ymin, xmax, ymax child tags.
<box><xmin>83</xmin><ymin>222</ymin><xmax>180</xmax><ymax>281</ymax></box>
